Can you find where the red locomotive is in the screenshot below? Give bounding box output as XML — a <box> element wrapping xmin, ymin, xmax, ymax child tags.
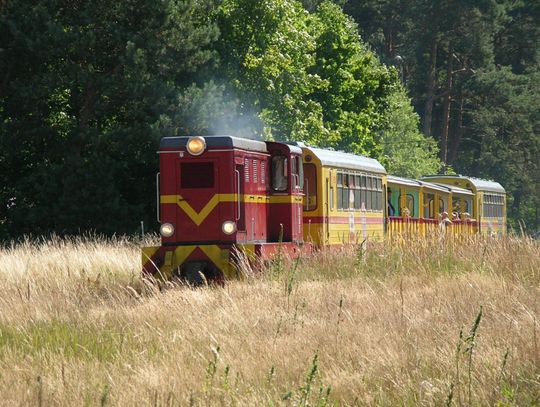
<box><xmin>142</xmin><ymin>136</ymin><xmax>305</xmax><ymax>284</ymax></box>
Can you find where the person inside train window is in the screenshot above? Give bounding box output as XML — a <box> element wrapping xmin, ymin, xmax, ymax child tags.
<box><xmin>271</xmin><ymin>155</ymin><xmax>288</xmax><ymax>191</ymax></box>
<box><xmin>387</xmin><ymin>190</ymin><xmax>396</xmax><ymax>216</ymax></box>
<box><xmin>452</xmin><ymin>212</ymin><xmax>459</xmax><ymax>221</ymax></box>
<box><xmin>439</xmin><ymin>211</ymin><xmax>452</xmax><ymax>229</ymax></box>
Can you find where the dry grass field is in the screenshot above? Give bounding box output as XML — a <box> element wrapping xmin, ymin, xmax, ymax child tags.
<box><xmin>0</xmin><ymin>234</ymin><xmax>539</xmax><ymax>406</ymax></box>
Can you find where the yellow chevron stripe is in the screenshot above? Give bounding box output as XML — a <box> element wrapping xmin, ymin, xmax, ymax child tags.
<box><xmin>174</xmin><ymin>246</ymin><xmax>197</xmax><ymax>267</ymax></box>
<box><xmin>141</xmin><ymin>246</ymin><xmax>160</xmax><ymax>270</ymax></box>
<box><xmin>161</xmin><ymin>193</ymin><xmax>303</xmax><ymax>226</ymax></box>
<box><xmin>199</xmin><ymin>245</ymin><xmax>228</xmax><ymax>272</ymax></box>
<box><xmin>161</xmin><ymin>194</ymin><xmax>234</xmax><ymax>226</ymax></box>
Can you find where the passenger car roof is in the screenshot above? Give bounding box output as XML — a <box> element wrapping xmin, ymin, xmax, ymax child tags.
<box><xmin>303</xmin><ymin>146</ymin><xmax>386</xmax><ymax>174</ymax></box>
<box><xmin>387</xmin><ymin>175</ymin><xmax>423</xmax><ymax>187</ymax></box>
<box><xmin>421</xmin><ymin>175</ymin><xmax>505</xmax><ymax>193</ymax></box>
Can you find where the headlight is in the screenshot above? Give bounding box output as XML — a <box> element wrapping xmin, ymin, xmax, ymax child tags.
<box><xmin>222</xmin><ymin>220</ymin><xmax>237</xmax><ymax>235</ymax></box>
<box><xmin>160</xmin><ymin>223</ymin><xmax>175</xmax><ymax>237</ymax></box>
<box><xmin>186</xmin><ymin>136</ymin><xmax>206</xmax><ymax>156</ymax></box>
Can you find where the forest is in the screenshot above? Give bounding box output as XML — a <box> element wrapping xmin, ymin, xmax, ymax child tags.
<box><xmin>1</xmin><ymin>0</ymin><xmax>538</xmax><ymax>239</ymax></box>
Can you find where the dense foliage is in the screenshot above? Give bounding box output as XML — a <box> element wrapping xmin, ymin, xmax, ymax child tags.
<box><xmin>1</xmin><ymin>0</ymin><xmax>537</xmax><ymax>238</ymax></box>
<box><xmin>337</xmin><ymin>0</ymin><xmax>539</xmax><ymax>230</ymax></box>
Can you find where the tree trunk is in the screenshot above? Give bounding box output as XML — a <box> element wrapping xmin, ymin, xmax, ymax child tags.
<box><xmin>471</xmin><ymin>135</ymin><xmax>482</xmax><ymax>177</ymax></box>
<box><xmin>0</xmin><ymin>61</ymin><xmax>14</xmax><ymax>99</ymax></box>
<box><xmin>440</xmin><ymin>43</ymin><xmax>454</xmax><ymax>164</ymax></box>
<box><xmin>384</xmin><ymin>26</ymin><xmax>395</xmax><ymax>57</ymax></box>
<box><xmin>423</xmin><ymin>38</ymin><xmax>437</xmax><ymax>137</ymax></box>
<box><xmin>448</xmin><ymin>91</ymin><xmax>464</xmax><ymax>166</ymax></box>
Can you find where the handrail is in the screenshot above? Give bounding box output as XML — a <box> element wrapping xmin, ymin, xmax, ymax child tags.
<box><xmin>234</xmin><ymin>169</ymin><xmax>241</xmax><ymax>221</ymax></box>
<box><xmin>156</xmin><ymin>172</ymin><xmax>160</xmax><ymax>222</ymax></box>
<box><xmin>304</xmin><ymin>178</ymin><xmax>309</xmax><ymax>210</ymax></box>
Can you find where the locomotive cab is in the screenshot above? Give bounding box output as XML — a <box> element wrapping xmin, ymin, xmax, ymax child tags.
<box><xmin>266</xmin><ymin>142</ymin><xmax>304</xmax><ymax>243</ymax></box>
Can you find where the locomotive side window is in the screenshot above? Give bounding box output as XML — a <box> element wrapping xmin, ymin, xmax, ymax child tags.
<box><xmin>296</xmin><ymin>156</ymin><xmax>304</xmax><ymax>189</ymax></box>
<box><xmin>271</xmin><ymin>155</ymin><xmax>288</xmax><ymax>191</ymax></box>
<box><xmin>181</xmin><ymin>163</ymin><xmax>214</xmax><ymax>188</ymax></box>
<box><xmin>291</xmin><ymin>156</ymin><xmax>304</xmax><ymax>190</ymax></box>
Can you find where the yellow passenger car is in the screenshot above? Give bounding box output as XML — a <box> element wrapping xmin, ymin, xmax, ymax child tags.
<box><xmin>421</xmin><ymin>175</ymin><xmax>506</xmax><ymax>236</ymax></box>
<box><xmin>300</xmin><ymin>146</ymin><xmax>387</xmax><ymax>246</ymax></box>
<box><xmin>387</xmin><ymin>176</ymin><xmax>457</xmax><ymax>237</ymax></box>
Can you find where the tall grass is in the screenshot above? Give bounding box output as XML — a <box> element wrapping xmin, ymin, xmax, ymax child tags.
<box><xmin>0</xmin><ymin>234</ymin><xmax>538</xmax><ymax>405</ymax></box>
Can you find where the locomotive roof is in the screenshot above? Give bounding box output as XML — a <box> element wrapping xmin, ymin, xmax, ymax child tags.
<box><xmin>160</xmin><ymin>135</ymin><xmax>268</xmax><ymax>153</ymax></box>
<box><xmin>304</xmin><ymin>146</ymin><xmax>386</xmax><ymax>174</ymax></box>
<box><xmin>266</xmin><ymin>141</ymin><xmax>303</xmax><ymax>155</ymax></box>
<box><xmin>421</xmin><ymin>175</ymin><xmax>505</xmax><ymax>194</ymax></box>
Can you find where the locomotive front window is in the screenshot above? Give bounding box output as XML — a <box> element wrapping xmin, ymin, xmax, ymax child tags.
<box><xmin>181</xmin><ymin>162</ymin><xmax>214</xmax><ymax>188</ymax></box>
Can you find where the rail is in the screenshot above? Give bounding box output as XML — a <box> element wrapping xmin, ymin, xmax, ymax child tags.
<box><xmin>387</xmin><ymin>216</ymin><xmax>479</xmax><ymax>238</ymax></box>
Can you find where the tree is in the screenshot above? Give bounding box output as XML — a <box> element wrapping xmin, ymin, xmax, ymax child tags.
<box><xmin>217</xmin><ymin>0</ymin><xmax>438</xmax><ymax>168</ymax></box>
<box><xmin>217</xmin><ymin>0</ymin><xmax>326</xmax><ymax>142</ymax></box>
<box><xmin>377</xmin><ymin>87</ymin><xmax>441</xmax><ymax>178</ymax></box>
<box><xmin>462</xmin><ymin>67</ymin><xmax>539</xmax><ymax>231</ymax></box>
<box><xmin>309</xmin><ymin>1</ymin><xmax>388</xmax><ymax>155</ymax></box>
<box><xmin>340</xmin><ymin>0</ymin><xmax>539</xmax><ymax>229</ymax></box>
<box><xmin>0</xmin><ymin>0</ymin><xmax>220</xmax><ymax>238</ymax></box>
<box><xmin>342</xmin><ymin>0</ymin><xmax>412</xmax><ymax>62</ymax></box>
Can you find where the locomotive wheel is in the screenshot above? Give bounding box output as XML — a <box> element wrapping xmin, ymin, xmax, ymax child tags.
<box><xmin>171</xmin><ymin>264</ymin><xmax>225</xmax><ymax>288</ymax></box>
<box><xmin>183</xmin><ymin>269</ymin><xmax>208</xmax><ymax>287</ymax></box>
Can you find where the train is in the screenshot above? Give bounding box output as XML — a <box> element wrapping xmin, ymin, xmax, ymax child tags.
<box><xmin>141</xmin><ymin>135</ymin><xmax>506</xmax><ymax>284</ymax></box>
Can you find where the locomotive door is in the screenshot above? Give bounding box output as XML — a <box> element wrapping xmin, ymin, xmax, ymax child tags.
<box><xmin>291</xmin><ymin>155</ymin><xmax>304</xmax><ymax>242</ymax></box>
<box><xmin>235</xmin><ymin>162</ymin><xmax>246</xmax><ymax>235</ymax></box>
<box><xmin>176</xmin><ymin>157</ymin><xmax>220</xmax><ymax>241</ymax></box>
